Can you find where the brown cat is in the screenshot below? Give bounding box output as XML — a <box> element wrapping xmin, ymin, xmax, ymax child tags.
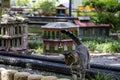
<box><xmin>61</xmin><ymin>30</ymin><xmax>90</xmax><ymax>80</ymax></box>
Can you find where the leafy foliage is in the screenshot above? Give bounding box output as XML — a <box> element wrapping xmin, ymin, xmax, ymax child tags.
<box><xmin>83</xmin><ymin>0</ymin><xmax>120</xmax><ymax>32</ymax></box>
<box><xmin>16</xmin><ymin>0</ymin><xmax>30</xmax><ymax>6</ymax></box>
<box><xmin>92</xmin><ymin>73</ymin><xmax>116</xmax><ymax>80</ymax></box>
<box><xmin>40</xmin><ymin>0</ymin><xmax>56</xmax><ymax>16</ymax></box>
<box><xmin>82</xmin><ymin>37</ymin><xmax>120</xmax><ymax>53</ymax></box>
<box><xmin>28</xmin><ymin>41</ymin><xmax>42</xmax><ymax>49</ymax></box>
<box><xmin>28</xmin><ymin>37</ymin><xmax>120</xmax><ymax>54</ymax></box>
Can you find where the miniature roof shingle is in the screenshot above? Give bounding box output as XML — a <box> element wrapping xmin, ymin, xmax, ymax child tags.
<box><xmin>42</xmin><ymin>22</ymin><xmax>79</xmax><ymax>28</ymax></box>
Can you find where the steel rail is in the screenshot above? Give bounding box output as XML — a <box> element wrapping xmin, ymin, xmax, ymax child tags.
<box><xmin>0</xmin><ymin>54</ymin><xmax>119</xmax><ymax>80</ymax></box>
<box><xmin>0</xmin><ymin>51</ymin><xmax>120</xmax><ymax>72</ymax></box>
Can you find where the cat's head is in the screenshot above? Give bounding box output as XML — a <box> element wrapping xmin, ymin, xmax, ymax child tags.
<box><xmin>63</xmin><ymin>51</ymin><xmax>78</xmax><ymax>66</ymax></box>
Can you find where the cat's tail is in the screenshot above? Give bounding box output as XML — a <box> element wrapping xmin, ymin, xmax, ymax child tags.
<box><xmin>61</xmin><ymin>30</ymin><xmax>82</xmax><ymax>45</ymax></box>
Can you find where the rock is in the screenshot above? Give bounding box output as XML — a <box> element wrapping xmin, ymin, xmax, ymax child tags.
<box><xmin>41</xmin><ymin>76</ymin><xmax>57</xmax><ymax>80</ymax></box>
<box><xmin>28</xmin><ymin>74</ymin><xmax>43</xmax><ymax>80</ymax></box>
<box><xmin>1</xmin><ymin>69</ymin><xmax>18</xmax><ymax>80</ymax></box>
<box><xmin>57</xmin><ymin>78</ymin><xmax>70</xmax><ymax>80</ymax></box>
<box><xmin>14</xmin><ymin>72</ymin><xmax>30</xmax><ymax>80</ymax></box>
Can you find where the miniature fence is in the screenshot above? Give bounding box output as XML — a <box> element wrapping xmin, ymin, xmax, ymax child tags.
<box><xmin>0</xmin><ymin>68</ymin><xmax>70</xmax><ymax>80</ymax></box>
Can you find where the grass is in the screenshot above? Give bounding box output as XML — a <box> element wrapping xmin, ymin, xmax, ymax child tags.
<box><xmin>82</xmin><ymin>37</ymin><xmax>120</xmax><ymax>53</ymax></box>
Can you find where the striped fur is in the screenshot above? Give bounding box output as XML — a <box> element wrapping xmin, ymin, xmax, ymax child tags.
<box><xmin>61</xmin><ymin>30</ymin><xmax>90</xmax><ymax>80</ymax></box>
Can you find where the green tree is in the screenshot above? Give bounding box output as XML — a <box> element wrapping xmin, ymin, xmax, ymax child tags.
<box><xmin>40</xmin><ymin>0</ymin><xmax>56</xmax><ymax>16</ymax></box>
<box><xmin>16</xmin><ymin>0</ymin><xmax>30</xmax><ymax>6</ymax></box>
<box><xmin>83</xmin><ymin>0</ymin><xmax>120</xmax><ymax>32</ymax></box>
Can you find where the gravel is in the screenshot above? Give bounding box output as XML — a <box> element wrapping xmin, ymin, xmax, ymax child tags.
<box><xmin>90</xmin><ymin>53</ymin><xmax>120</xmax><ymax>67</ymax></box>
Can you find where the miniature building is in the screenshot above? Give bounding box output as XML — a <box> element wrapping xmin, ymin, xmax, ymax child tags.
<box><xmin>0</xmin><ymin>22</ymin><xmax>28</xmax><ymax>53</ymax></box>
<box><xmin>56</xmin><ymin>4</ymin><xmax>68</xmax><ymax>16</ymax></box>
<box><xmin>41</xmin><ymin>22</ymin><xmax>79</xmax><ymax>54</ymax></box>
<box><xmin>74</xmin><ymin>17</ymin><xmax>110</xmax><ymax>37</ymax></box>
<box><xmin>3</xmin><ymin>0</ymin><xmax>10</xmax><ymax>8</ymax></box>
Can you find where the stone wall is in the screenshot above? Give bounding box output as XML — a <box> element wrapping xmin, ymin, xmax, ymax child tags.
<box><xmin>0</xmin><ymin>68</ymin><xmax>70</xmax><ymax>80</ymax></box>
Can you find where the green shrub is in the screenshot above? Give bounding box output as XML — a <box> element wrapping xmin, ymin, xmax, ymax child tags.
<box><xmin>92</xmin><ymin>73</ymin><xmax>116</xmax><ymax>80</ymax></box>
<box><xmin>28</xmin><ymin>41</ymin><xmax>42</xmax><ymax>49</ymax></box>
<box><xmin>82</xmin><ymin>37</ymin><xmax>120</xmax><ymax>53</ymax></box>
<box><xmin>83</xmin><ymin>41</ymin><xmax>97</xmax><ymax>51</ymax></box>
<box><xmin>28</xmin><ymin>37</ymin><xmax>120</xmax><ymax>53</ymax></box>
<box><xmin>36</xmin><ymin>47</ymin><xmax>43</xmax><ymax>53</ymax></box>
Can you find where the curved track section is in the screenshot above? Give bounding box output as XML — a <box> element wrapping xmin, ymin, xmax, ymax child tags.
<box><xmin>0</xmin><ymin>52</ymin><xmax>119</xmax><ymax>80</ymax></box>
<box><xmin>0</xmin><ymin>51</ymin><xmax>120</xmax><ymax>72</ymax></box>
<box><xmin>0</xmin><ymin>51</ymin><xmax>65</xmax><ymax>63</ymax></box>
<box><xmin>0</xmin><ymin>55</ymin><xmax>70</xmax><ymax>75</ymax></box>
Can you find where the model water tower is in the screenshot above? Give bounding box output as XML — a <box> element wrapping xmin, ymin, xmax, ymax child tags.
<box><xmin>41</xmin><ymin>22</ymin><xmax>79</xmax><ymax>54</ymax></box>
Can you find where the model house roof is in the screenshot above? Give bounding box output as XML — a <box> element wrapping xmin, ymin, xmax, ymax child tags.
<box><xmin>42</xmin><ymin>22</ymin><xmax>78</xmax><ymax>28</ymax></box>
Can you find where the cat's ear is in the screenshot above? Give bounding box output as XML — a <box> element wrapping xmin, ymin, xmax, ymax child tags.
<box><xmin>63</xmin><ymin>52</ymin><xmax>70</xmax><ymax>56</ymax></box>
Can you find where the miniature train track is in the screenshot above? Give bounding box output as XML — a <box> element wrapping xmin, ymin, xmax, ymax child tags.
<box><xmin>0</xmin><ymin>51</ymin><xmax>120</xmax><ymax>79</ymax></box>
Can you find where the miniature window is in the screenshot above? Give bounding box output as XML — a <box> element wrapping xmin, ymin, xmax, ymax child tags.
<box><xmin>22</xmin><ymin>26</ymin><xmax>25</xmax><ymax>33</ymax></box>
<box><xmin>55</xmin><ymin>44</ymin><xmax>58</xmax><ymax>50</ymax></box>
<box><xmin>6</xmin><ymin>40</ymin><xmax>9</xmax><ymax>47</ymax></box>
<box><xmin>72</xmin><ymin>43</ymin><xmax>76</xmax><ymax>50</ymax></box>
<box><xmin>17</xmin><ymin>38</ymin><xmax>20</xmax><ymax>46</ymax></box>
<box><xmin>15</xmin><ymin>27</ymin><xmax>18</xmax><ymax>34</ymax></box>
<box><xmin>12</xmin><ymin>39</ymin><xmax>15</xmax><ymax>47</ymax></box>
<box><xmin>46</xmin><ymin>44</ymin><xmax>49</xmax><ymax>50</ymax></box>
<box><xmin>44</xmin><ymin>31</ymin><xmax>46</xmax><ymax>39</ymax></box>
<box><xmin>92</xmin><ymin>28</ymin><xmax>94</xmax><ymax>35</ymax></box>
<box><xmin>15</xmin><ymin>39</ymin><xmax>17</xmax><ymax>47</ymax></box>
<box><xmin>1</xmin><ymin>40</ymin><xmax>3</xmax><ymax>47</ymax></box>
<box><xmin>52</xmin><ymin>31</ymin><xmax>55</xmax><ymax>39</ymax></box>
<box><xmin>0</xmin><ymin>39</ymin><xmax>1</xmax><ymax>46</ymax></box>
<box><xmin>64</xmin><ymin>43</ymin><xmax>68</xmax><ymax>51</ymax></box>
<box><xmin>48</xmin><ymin>31</ymin><xmax>50</xmax><ymax>39</ymax></box>
<box><xmin>56</xmin><ymin>31</ymin><xmax>59</xmax><ymax>39</ymax></box>
<box><xmin>3</xmin><ymin>27</ymin><xmax>6</xmax><ymax>35</ymax></box>
<box><xmin>0</xmin><ymin>27</ymin><xmax>1</xmax><ymax>35</ymax></box>
<box><xmin>4</xmin><ymin>39</ymin><xmax>6</xmax><ymax>47</ymax></box>
<box><xmin>10</xmin><ymin>39</ymin><xmax>12</xmax><ymax>47</ymax></box>
<box><xmin>19</xmin><ymin>38</ymin><xmax>22</xmax><ymax>46</ymax></box>
<box><xmin>19</xmin><ymin>26</ymin><xmax>21</xmax><ymax>34</ymax></box>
